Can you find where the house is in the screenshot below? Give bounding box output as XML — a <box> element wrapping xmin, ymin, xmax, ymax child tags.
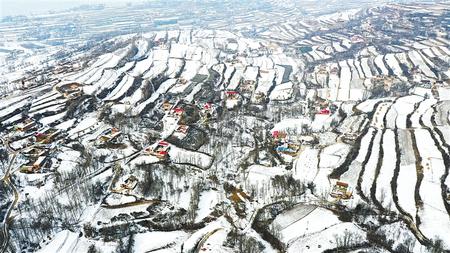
<box><xmin>330</xmin><ymin>181</ymin><xmax>352</xmax><ymax>199</ymax></box>
<box><xmin>20</xmin><ymin>165</ymin><xmax>34</xmax><ymax>173</ymax></box>
<box><xmin>170</xmin><ymin>107</ymin><xmax>184</xmax><ymax>118</ymax></box>
<box><xmin>146</xmin><ymin>141</ymin><xmax>171</xmax><ymax>160</ymax></box>
<box><xmin>33</xmin><ymin>156</ymin><xmax>48</xmax><ymax>170</ymax></box>
<box><xmin>58</xmin><ymin>82</ymin><xmax>83</xmax><ymax>98</ymax></box>
<box><xmin>202</xmin><ymin>102</ymin><xmax>212</xmax><ymax>112</ymax></box>
<box><xmin>225</xmin><ymin>91</ymin><xmax>239</xmax><ymax>100</ymax></box>
<box><xmin>271</xmin><ymin>130</ymin><xmax>287</xmax><ymax>141</ymax></box>
<box><xmin>241</xmin><ymin>66</ymin><xmax>259</xmax><ymax>93</ymax></box>
<box><xmin>118</xmin><ymin>175</ymin><xmax>138</xmax><ymax>192</ymax></box>
<box><xmin>20</xmin><ymin>156</ymin><xmax>48</xmax><ymax>173</ymax></box>
<box><xmin>173</xmin><ymin>124</ymin><xmax>189</xmax><ymax>140</ymax></box>
<box><xmin>34</xmin><ymin>132</ymin><xmax>47</xmax><ymax>142</ymax></box>
<box><xmin>176</xmin><ymin>78</ymin><xmax>188</xmax><ymax>86</ymax></box>
<box><xmin>318</xmin><ymin>108</ymin><xmax>330</xmax><ymax>115</ymax></box>
<box><xmin>163</xmin><ymin>100</ymin><xmax>173</xmax><ymax>111</ymax></box>
<box><xmin>298</xmin><ymin>135</ymin><xmax>317</xmax><ymax>145</ymax></box>
<box><xmin>341</xmin><ymin>133</ymin><xmax>359</xmax><ymax>143</ymax></box>
<box><xmin>435</xmin><ymin>27</ymin><xmax>447</xmax><ymax>37</ymax></box>
<box><xmin>23</xmin><ymin>147</ymin><xmax>48</xmax><ymax>158</ymax></box>
<box><xmin>35</xmin><ymin>129</ymin><xmax>60</xmax><ymax>144</ymax></box>
<box><xmin>15</xmin><ymin>119</ymin><xmax>36</xmax><ymax>132</ymax></box>
<box><xmin>65</xmin><ymin>89</ymin><xmax>82</xmax><ymax>99</ymax></box>
<box><xmin>198</xmin><ymin>102</ymin><xmax>217</xmax><ymax>122</ymax></box>
<box><xmin>330</xmin><ymin>66</ymin><xmax>339</xmax><ymax>75</ymax></box>
<box><xmin>317</xmin><ymin>65</ymin><xmax>328</xmax><ymax>75</ymax></box>
<box><xmin>176</xmin><ymin>125</ymin><xmax>189</xmax><ymax>134</ymax></box>
<box><xmin>98</xmin><ymin>127</ymin><xmax>122</xmax><ymax>144</ymax></box>
<box><xmin>241</xmin><ymin>79</ymin><xmax>257</xmax><ymax>93</ymax></box>
<box><xmin>252</xmin><ymin>91</ymin><xmax>266</xmax><ymax>104</ymax></box>
<box><xmin>351</xmin><ymin>35</ymin><xmax>365</xmax><ymax>44</ymax></box>
<box><xmin>225</xmin><ymin>91</ymin><xmax>241</xmax><ymax>110</ymax></box>
<box><xmin>274</xmin><ymin>141</ymin><xmax>300</xmax><ymax>156</ymax></box>
<box><xmin>155</xmin><ymin>37</ymin><xmax>166</xmax><ymax>46</ymax></box>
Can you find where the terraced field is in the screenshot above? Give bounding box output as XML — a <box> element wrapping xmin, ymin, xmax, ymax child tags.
<box><xmin>331</xmin><ymin>95</ymin><xmax>450</xmax><ymax>247</ymax></box>
<box><xmin>1</xmin><ymin>2</ymin><xmax>450</xmax><ymax>252</ymax></box>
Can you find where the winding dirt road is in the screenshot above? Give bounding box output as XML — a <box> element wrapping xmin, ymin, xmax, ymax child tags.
<box><xmin>0</xmin><ymin>138</ymin><xmax>19</xmax><ymax>253</ymax></box>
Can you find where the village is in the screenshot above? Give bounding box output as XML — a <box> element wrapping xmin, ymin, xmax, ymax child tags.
<box><xmin>0</xmin><ymin>1</ymin><xmax>449</xmax><ymax>253</ymax></box>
